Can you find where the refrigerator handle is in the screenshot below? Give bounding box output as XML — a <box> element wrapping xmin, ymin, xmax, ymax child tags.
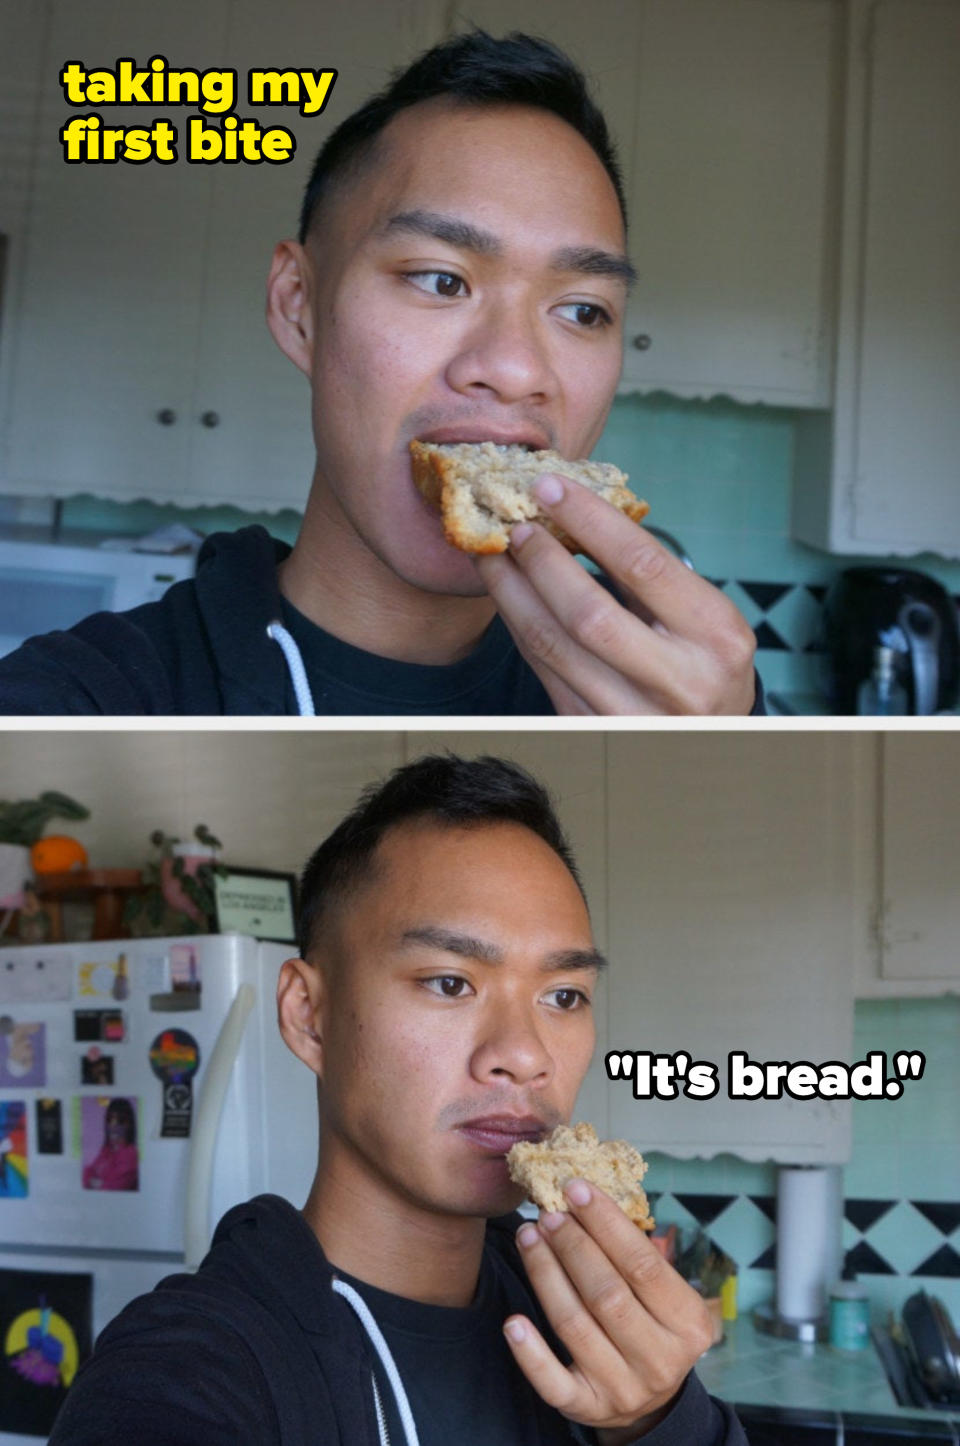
<box><xmin>184</xmin><ymin>982</ymin><xmax>256</xmax><ymax>1271</ymax></box>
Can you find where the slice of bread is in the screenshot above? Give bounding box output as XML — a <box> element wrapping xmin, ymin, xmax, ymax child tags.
<box><xmin>410</xmin><ymin>440</ymin><xmax>650</xmax><ymax>554</ymax></box>
<box><xmin>507</xmin><ymin>1121</ymin><xmax>655</xmax><ymax>1229</ymax></box>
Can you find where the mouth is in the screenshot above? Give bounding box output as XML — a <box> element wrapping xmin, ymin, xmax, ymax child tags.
<box><xmin>414</xmin><ymin>426</ymin><xmax>548</xmax><ymax>453</ymax></box>
<box><xmin>457</xmin><ymin>1115</ymin><xmax>547</xmax><ymax>1156</ymax></box>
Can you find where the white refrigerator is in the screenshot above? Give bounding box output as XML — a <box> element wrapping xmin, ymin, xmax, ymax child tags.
<box><xmin>0</xmin><ymin>933</ymin><xmax>317</xmax><ymax>1443</ymax></box>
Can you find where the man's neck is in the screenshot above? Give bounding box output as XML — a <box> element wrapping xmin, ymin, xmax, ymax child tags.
<box><xmin>279</xmin><ymin>483</ymin><xmax>496</xmax><ymax>666</ymax></box>
<box><xmin>303</xmin><ymin>1155</ymin><xmax>487</xmax><ymax>1309</ymax></box>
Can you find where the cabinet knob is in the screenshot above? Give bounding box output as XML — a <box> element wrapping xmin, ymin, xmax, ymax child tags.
<box><xmin>632</xmin><ymin>334</ymin><xmax>652</xmax><ymax>352</ymax></box>
<box><xmin>200</xmin><ymin>410</ymin><xmax>220</xmax><ymax>428</ymax></box>
<box><xmin>156</xmin><ymin>408</ymin><xmax>177</xmax><ymax>425</ymax></box>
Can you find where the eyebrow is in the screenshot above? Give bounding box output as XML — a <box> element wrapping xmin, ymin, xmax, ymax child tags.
<box><xmin>382</xmin><ymin>208</ymin><xmax>637</xmax><ymax>287</ymax></box>
<box><xmin>399</xmin><ymin>924</ymin><xmax>607</xmax><ymax>973</ymax></box>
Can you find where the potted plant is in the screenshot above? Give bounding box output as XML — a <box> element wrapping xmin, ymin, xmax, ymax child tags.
<box><xmin>0</xmin><ymin>791</ymin><xmax>89</xmax><ymax>914</ymax></box>
<box><xmin>125</xmin><ymin>824</ymin><xmax>229</xmax><ymax>937</ymax></box>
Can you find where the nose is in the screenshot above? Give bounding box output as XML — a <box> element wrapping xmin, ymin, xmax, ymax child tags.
<box><xmin>469</xmin><ymin>998</ymin><xmax>554</xmax><ymax>1089</ymax></box>
<box><xmin>445</xmin><ymin>296</ymin><xmax>558</xmax><ymax>407</ymax></box>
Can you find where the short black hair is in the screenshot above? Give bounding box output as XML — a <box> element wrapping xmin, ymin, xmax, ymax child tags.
<box><xmin>297</xmin><ymin>753</ymin><xmax>584</xmax><ymax>958</ymax></box>
<box><xmin>297</xmin><ymin>28</ymin><xmax>627</xmax><ymax>244</ymax></box>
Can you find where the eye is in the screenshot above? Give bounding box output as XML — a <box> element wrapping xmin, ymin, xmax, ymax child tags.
<box><xmin>422</xmin><ymin>974</ymin><xmax>473</xmax><ymax>998</ymax></box>
<box><xmin>405</xmin><ymin>270</ymin><xmax>468</xmax><ymax>299</ymax></box>
<box><xmin>544</xmin><ymin>987</ymin><xmax>590</xmax><ymax>1011</ymax></box>
<box><xmin>555</xmin><ymin>301</ymin><xmax>612</xmax><ymax>329</ymax></box>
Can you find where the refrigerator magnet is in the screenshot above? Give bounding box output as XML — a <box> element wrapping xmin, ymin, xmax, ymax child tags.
<box><xmin>80</xmin><ymin>1096</ymin><xmax>139</xmax><ymax>1191</ymax></box>
<box><xmin>0</xmin><ymin>952</ymin><xmax>72</xmax><ymax>1004</ymax></box>
<box><xmin>73</xmin><ymin>1008</ymin><xmax>125</xmax><ymax>1044</ymax></box>
<box><xmin>80</xmin><ymin>1050</ymin><xmax>114</xmax><ymax>1086</ymax></box>
<box><xmin>0</xmin><ymin>1100</ymin><xmax>28</xmax><ymax>1197</ymax></box>
<box><xmin>35</xmin><ymin>1099</ymin><xmax>63</xmax><ymax>1154</ymax></box>
<box><xmin>0</xmin><ymin>1021</ymin><xmax>46</xmax><ymax>1088</ymax></box>
<box><xmin>148</xmin><ymin>1029</ymin><xmax>200</xmax><ymax>1138</ymax></box>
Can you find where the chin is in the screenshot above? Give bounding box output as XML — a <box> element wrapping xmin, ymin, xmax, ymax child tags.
<box><xmin>379</xmin><ymin>521</ymin><xmax>490</xmax><ymax>598</ymax></box>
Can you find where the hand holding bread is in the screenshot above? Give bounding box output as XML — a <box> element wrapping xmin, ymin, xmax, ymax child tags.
<box><xmin>471</xmin><ymin>465</ymin><xmax>758</xmax><ymax>716</ymax></box>
<box><xmin>502</xmin><ymin>1122</ymin><xmax>714</xmax><ymax>1442</ymax></box>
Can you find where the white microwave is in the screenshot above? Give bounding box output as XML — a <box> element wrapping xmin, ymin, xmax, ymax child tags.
<box><xmin>0</xmin><ymin>539</ymin><xmax>197</xmax><ymax>658</ymax></box>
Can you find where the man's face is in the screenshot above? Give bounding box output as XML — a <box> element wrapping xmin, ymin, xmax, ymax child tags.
<box><xmin>291</xmin><ymin>99</ymin><xmax>629</xmax><ymax>595</ymax></box>
<box><xmin>314</xmin><ymin>819</ymin><xmax>600</xmax><ymax>1220</ymax></box>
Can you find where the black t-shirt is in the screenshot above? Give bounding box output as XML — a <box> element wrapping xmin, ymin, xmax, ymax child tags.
<box><xmin>334</xmin><ymin>1257</ymin><xmax>582</xmax><ymax>1445</ymax></box>
<box><xmin>277</xmin><ymin>597</ymin><xmax>554</xmax><ymax>715</ymax></box>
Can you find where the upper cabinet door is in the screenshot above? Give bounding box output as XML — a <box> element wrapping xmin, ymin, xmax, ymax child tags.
<box><xmin>621</xmin><ymin>0</ymin><xmax>839</xmax><ymax>407</ymax></box>
<box><xmin>878</xmin><ymin>735</ymin><xmax>960</xmax><ymax>985</ymax></box>
<box><xmin>845</xmin><ymin>0</ymin><xmax>960</xmax><ymax>551</ymax></box>
<box><xmin>0</xmin><ymin>0</ymin><xmax>228</xmax><ymax>501</ymax></box>
<box><xmin>793</xmin><ymin>0</ymin><xmax>960</xmax><ymax>558</ymax></box>
<box><xmin>606</xmin><ymin>733</ymin><xmax>858</xmax><ymax>1163</ymax></box>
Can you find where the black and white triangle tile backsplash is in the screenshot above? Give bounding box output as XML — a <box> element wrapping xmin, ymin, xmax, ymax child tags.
<box><xmin>646</xmin><ymin>1192</ymin><xmax>960</xmax><ymax>1283</ymax></box>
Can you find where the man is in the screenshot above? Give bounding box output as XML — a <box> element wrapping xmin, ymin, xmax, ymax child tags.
<box><xmin>0</xmin><ymin>31</ymin><xmax>760</xmax><ymax>715</ymax></box>
<box><xmin>50</xmin><ymin>754</ymin><xmax>746</xmax><ymax>1444</ymax></box>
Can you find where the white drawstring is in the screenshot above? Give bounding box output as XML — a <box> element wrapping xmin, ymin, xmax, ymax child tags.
<box><xmin>266</xmin><ymin>621</ymin><xmax>316</xmax><ymax>716</ymax></box>
<box><xmin>332</xmin><ymin>1278</ymin><xmax>421</xmax><ymax>1446</ymax></box>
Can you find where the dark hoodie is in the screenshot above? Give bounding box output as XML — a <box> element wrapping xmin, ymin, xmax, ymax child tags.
<box><xmin>48</xmin><ymin>1194</ymin><xmax>745</xmax><ymax>1446</ymax></box>
<box><xmin>0</xmin><ymin>527</ymin><xmax>765</xmax><ymax>716</ymax></box>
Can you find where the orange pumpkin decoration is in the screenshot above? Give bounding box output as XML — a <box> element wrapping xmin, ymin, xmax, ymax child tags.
<box><xmin>30</xmin><ymin>835</ymin><xmax>88</xmax><ymax>874</ymax></box>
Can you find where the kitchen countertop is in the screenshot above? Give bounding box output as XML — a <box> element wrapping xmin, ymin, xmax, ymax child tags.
<box><xmin>696</xmin><ymin>1314</ymin><xmax>960</xmax><ymax>1423</ymax></box>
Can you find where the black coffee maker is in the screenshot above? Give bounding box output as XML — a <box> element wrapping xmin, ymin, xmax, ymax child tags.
<box><xmin>821</xmin><ymin>567</ymin><xmax>960</xmax><ymax>715</ymax></box>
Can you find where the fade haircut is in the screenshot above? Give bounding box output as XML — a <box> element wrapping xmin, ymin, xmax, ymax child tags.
<box><xmin>297</xmin><ymin>28</ymin><xmax>627</xmax><ymax>244</ymax></box>
<box><xmin>297</xmin><ymin>753</ymin><xmax>585</xmax><ymax>958</ymax></box>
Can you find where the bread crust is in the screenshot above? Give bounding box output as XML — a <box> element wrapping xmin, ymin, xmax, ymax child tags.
<box><xmin>410</xmin><ymin>440</ymin><xmax>650</xmax><ymax>554</ymax></box>
<box><xmin>507</xmin><ymin>1122</ymin><xmax>655</xmax><ymax>1229</ymax></box>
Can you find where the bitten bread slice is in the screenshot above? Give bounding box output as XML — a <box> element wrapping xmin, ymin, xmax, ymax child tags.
<box><xmin>410</xmin><ymin>440</ymin><xmax>650</xmax><ymax>554</ymax></box>
<box><xmin>507</xmin><ymin>1121</ymin><xmax>655</xmax><ymax>1229</ymax></box>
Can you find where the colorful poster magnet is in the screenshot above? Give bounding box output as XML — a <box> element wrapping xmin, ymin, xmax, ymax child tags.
<box><xmin>73</xmin><ymin>1009</ymin><xmax>125</xmax><ymax>1043</ymax></box>
<box><xmin>0</xmin><ymin>1100</ymin><xmax>28</xmax><ymax>1198</ymax></box>
<box><xmin>0</xmin><ymin>1021</ymin><xmax>46</xmax><ymax>1087</ymax></box>
<box><xmin>149</xmin><ymin>1029</ymin><xmax>200</xmax><ymax>1138</ymax></box>
<box><xmin>80</xmin><ymin>1096</ymin><xmax>139</xmax><ymax>1192</ymax></box>
<box><xmin>0</xmin><ymin>1267</ymin><xmax>92</xmax><ymax>1435</ymax></box>
<box><xmin>35</xmin><ymin>1099</ymin><xmax>63</xmax><ymax>1155</ymax></box>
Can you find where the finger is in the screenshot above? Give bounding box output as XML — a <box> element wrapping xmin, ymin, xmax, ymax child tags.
<box><xmin>560</xmin><ymin>1181</ymin><xmax>713</xmax><ymax>1340</ymax></box>
<box><xmin>525</xmin><ymin>1208</ymin><xmax>675</xmax><ymax>1368</ymax></box>
<box><xmin>531</xmin><ymin>474</ymin><xmax>748</xmax><ymax>644</ymax></box>
<box><xmin>475</xmin><ymin>551</ymin><xmax>651</xmax><ymax>714</ymax></box>
<box><xmin>506</xmin><ymin>521</ymin><xmax>680</xmax><ymax>685</ymax></box>
<box><xmin>502</xmin><ymin>1312</ymin><xmax>593</xmax><ymax>1420</ymax></box>
<box><xmin>516</xmin><ymin>1219</ymin><xmax>635</xmax><ymax>1373</ymax></box>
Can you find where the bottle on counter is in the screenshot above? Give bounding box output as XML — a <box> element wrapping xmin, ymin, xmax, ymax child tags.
<box><xmin>857</xmin><ymin>645</ymin><xmax>908</xmax><ymax>716</ymax></box>
<box><xmin>829</xmin><ymin>1265</ymin><xmax>870</xmax><ymax>1350</ymax></box>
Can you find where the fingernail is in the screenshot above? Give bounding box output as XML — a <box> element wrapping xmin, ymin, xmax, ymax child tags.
<box><xmin>504</xmin><ymin>1318</ymin><xmax>527</xmax><ymax>1343</ymax></box>
<box><xmin>510</xmin><ymin>522</ymin><xmax>534</xmax><ymax>548</ymax></box>
<box><xmin>534</xmin><ymin>474</ymin><xmax>565</xmax><ymax>505</ymax></box>
<box><xmin>539</xmin><ymin>1210</ymin><xmax>567</xmax><ymax>1232</ymax></box>
<box><xmin>517</xmin><ymin>1223</ymin><xmax>539</xmax><ymax>1249</ymax></box>
<box><xmin>565</xmin><ymin>1179</ymin><xmax>591</xmax><ymax>1206</ymax></box>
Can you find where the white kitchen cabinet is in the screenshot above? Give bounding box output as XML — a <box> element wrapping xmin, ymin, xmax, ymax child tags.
<box><xmin>792</xmin><ymin>0</ymin><xmax>960</xmax><ymax>558</ymax></box>
<box><xmin>619</xmin><ymin>0</ymin><xmax>840</xmax><ymax>407</ymax></box>
<box><xmin>416</xmin><ymin>733</ymin><xmax>859</xmax><ymax>1165</ymax></box>
<box><xmin>0</xmin><ymin>0</ymin><xmax>444</xmax><ymax>509</ymax></box>
<box><xmin>607</xmin><ymin>734</ymin><xmax>858</xmax><ymax>1164</ymax></box>
<box><xmin>854</xmin><ymin>734</ymin><xmax>960</xmax><ymax>996</ymax></box>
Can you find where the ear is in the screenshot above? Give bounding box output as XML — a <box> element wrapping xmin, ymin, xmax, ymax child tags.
<box><xmin>277</xmin><ymin>956</ymin><xmax>325</xmax><ymax>1077</ymax></box>
<box><xmin>265</xmin><ymin>240</ymin><xmax>315</xmax><ymax>378</ymax></box>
